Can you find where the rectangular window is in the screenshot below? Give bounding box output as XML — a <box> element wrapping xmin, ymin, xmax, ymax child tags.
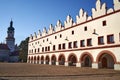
<box><xmin>48</xmin><ymin>46</ymin><xmax>50</xmax><ymax>51</ymax></box>
<box><xmin>42</xmin><ymin>47</ymin><xmax>44</xmax><ymax>52</ymax></box>
<box><xmin>72</xmin><ymin>30</ymin><xmax>74</xmax><ymax>35</ymax></box>
<box><xmin>80</xmin><ymin>40</ymin><xmax>85</xmax><ymax>47</ymax></box>
<box><xmin>119</xmin><ymin>33</ymin><xmax>120</xmax><ymax>41</ymax></box>
<box><xmin>58</xmin><ymin>44</ymin><xmax>61</xmax><ymax>50</ymax></box>
<box><xmin>73</xmin><ymin>41</ymin><xmax>78</xmax><ymax>48</ymax></box>
<box><xmin>38</xmin><ymin>48</ymin><xmax>40</xmax><ymax>52</ymax></box>
<box><xmin>84</xmin><ymin>26</ymin><xmax>87</xmax><ymax>31</ymax></box>
<box><xmin>53</xmin><ymin>45</ymin><xmax>55</xmax><ymax>51</ymax></box>
<box><xmin>103</xmin><ymin>20</ymin><xmax>107</xmax><ymax>26</ymax></box>
<box><xmin>45</xmin><ymin>47</ymin><xmax>47</xmax><ymax>51</ymax></box>
<box><xmin>62</xmin><ymin>43</ymin><xmax>66</xmax><ymax>49</ymax></box>
<box><xmin>87</xmin><ymin>38</ymin><xmax>92</xmax><ymax>46</ymax></box>
<box><xmin>107</xmin><ymin>34</ymin><xmax>114</xmax><ymax>44</ymax></box>
<box><xmin>98</xmin><ymin>36</ymin><xmax>104</xmax><ymax>45</ymax></box>
<box><xmin>68</xmin><ymin>42</ymin><xmax>72</xmax><ymax>49</ymax></box>
<box><xmin>35</xmin><ymin>49</ymin><xmax>36</xmax><ymax>53</ymax></box>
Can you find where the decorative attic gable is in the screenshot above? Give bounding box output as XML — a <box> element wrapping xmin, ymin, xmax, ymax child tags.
<box><xmin>29</xmin><ymin>34</ymin><xmax>33</xmax><ymax>41</ymax></box>
<box><xmin>92</xmin><ymin>0</ymin><xmax>106</xmax><ymax>18</ymax></box>
<box><xmin>114</xmin><ymin>0</ymin><xmax>120</xmax><ymax>11</ymax></box>
<box><xmin>37</xmin><ymin>30</ymin><xmax>42</xmax><ymax>38</ymax></box>
<box><xmin>55</xmin><ymin>20</ymin><xmax>62</xmax><ymax>31</ymax></box>
<box><xmin>48</xmin><ymin>24</ymin><xmax>54</xmax><ymax>34</ymax></box>
<box><xmin>42</xmin><ymin>27</ymin><xmax>47</xmax><ymax>36</ymax></box>
<box><xmin>64</xmin><ymin>15</ymin><xmax>73</xmax><ymax>28</ymax></box>
<box><xmin>33</xmin><ymin>32</ymin><xmax>37</xmax><ymax>40</ymax></box>
<box><xmin>76</xmin><ymin>8</ymin><xmax>87</xmax><ymax>24</ymax></box>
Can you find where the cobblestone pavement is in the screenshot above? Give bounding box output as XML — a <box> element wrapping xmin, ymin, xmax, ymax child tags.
<box><xmin>0</xmin><ymin>63</ymin><xmax>120</xmax><ymax>80</ymax></box>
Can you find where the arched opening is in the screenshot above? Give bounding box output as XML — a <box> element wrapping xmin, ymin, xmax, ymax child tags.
<box><xmin>37</xmin><ymin>56</ymin><xmax>40</xmax><ymax>64</ymax></box>
<box><xmin>80</xmin><ymin>53</ymin><xmax>93</xmax><ymax>67</ymax></box>
<box><xmin>45</xmin><ymin>55</ymin><xmax>50</xmax><ymax>64</ymax></box>
<box><xmin>68</xmin><ymin>54</ymin><xmax>77</xmax><ymax>66</ymax></box>
<box><xmin>99</xmin><ymin>53</ymin><xmax>114</xmax><ymax>69</ymax></box>
<box><xmin>34</xmin><ymin>56</ymin><xmax>36</xmax><ymax>64</ymax></box>
<box><xmin>51</xmin><ymin>55</ymin><xmax>56</xmax><ymax>65</ymax></box>
<box><xmin>41</xmin><ymin>56</ymin><xmax>44</xmax><ymax>64</ymax></box>
<box><xmin>58</xmin><ymin>54</ymin><xmax>65</xmax><ymax>65</ymax></box>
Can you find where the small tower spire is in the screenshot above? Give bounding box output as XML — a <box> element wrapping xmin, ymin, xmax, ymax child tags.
<box><xmin>10</xmin><ymin>18</ymin><xmax>13</xmax><ymax>27</ymax></box>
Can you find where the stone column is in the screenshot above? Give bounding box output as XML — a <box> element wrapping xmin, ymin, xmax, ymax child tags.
<box><xmin>114</xmin><ymin>64</ymin><xmax>120</xmax><ymax>70</ymax></box>
<box><xmin>49</xmin><ymin>62</ymin><xmax>52</xmax><ymax>65</ymax></box>
<box><xmin>92</xmin><ymin>63</ymin><xmax>99</xmax><ymax>69</ymax></box>
<box><xmin>56</xmin><ymin>61</ymin><xmax>59</xmax><ymax>66</ymax></box>
<box><xmin>65</xmin><ymin>61</ymin><xmax>69</xmax><ymax>66</ymax></box>
<box><xmin>76</xmin><ymin>62</ymin><xmax>81</xmax><ymax>67</ymax></box>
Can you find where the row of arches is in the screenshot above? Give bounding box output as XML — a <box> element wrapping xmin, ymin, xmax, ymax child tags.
<box><xmin>28</xmin><ymin>50</ymin><xmax>116</xmax><ymax>69</ymax></box>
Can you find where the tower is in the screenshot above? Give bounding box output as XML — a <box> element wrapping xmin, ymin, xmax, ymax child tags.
<box><xmin>6</xmin><ymin>20</ymin><xmax>15</xmax><ymax>52</ymax></box>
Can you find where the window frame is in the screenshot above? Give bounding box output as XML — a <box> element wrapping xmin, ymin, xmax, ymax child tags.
<box><xmin>98</xmin><ymin>36</ymin><xmax>104</xmax><ymax>45</ymax></box>
<box><xmin>73</xmin><ymin>41</ymin><xmax>78</xmax><ymax>48</ymax></box>
<box><xmin>107</xmin><ymin>34</ymin><xmax>114</xmax><ymax>44</ymax></box>
<box><xmin>87</xmin><ymin>38</ymin><xmax>92</xmax><ymax>46</ymax></box>
<box><xmin>80</xmin><ymin>40</ymin><xmax>85</xmax><ymax>47</ymax></box>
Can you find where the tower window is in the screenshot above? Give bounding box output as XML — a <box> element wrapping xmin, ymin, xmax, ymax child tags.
<box><xmin>98</xmin><ymin>36</ymin><xmax>104</xmax><ymax>45</ymax></box>
<box><xmin>43</xmin><ymin>40</ymin><xmax>45</xmax><ymax>42</ymax></box>
<box><xmin>107</xmin><ymin>34</ymin><xmax>114</xmax><ymax>44</ymax></box>
<box><xmin>103</xmin><ymin>20</ymin><xmax>107</xmax><ymax>26</ymax></box>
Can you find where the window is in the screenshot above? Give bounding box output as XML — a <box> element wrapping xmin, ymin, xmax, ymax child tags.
<box><xmin>43</xmin><ymin>40</ymin><xmax>45</xmax><ymax>42</ymax></box>
<box><xmin>62</xmin><ymin>43</ymin><xmax>66</xmax><ymax>49</ymax></box>
<box><xmin>53</xmin><ymin>45</ymin><xmax>55</xmax><ymax>51</ymax></box>
<box><xmin>42</xmin><ymin>47</ymin><xmax>44</xmax><ymax>52</ymax></box>
<box><xmin>58</xmin><ymin>44</ymin><xmax>61</xmax><ymax>50</ymax></box>
<box><xmin>103</xmin><ymin>20</ymin><xmax>106</xmax><ymax>26</ymax></box>
<box><xmin>84</xmin><ymin>26</ymin><xmax>87</xmax><ymax>31</ymax></box>
<box><xmin>48</xmin><ymin>46</ymin><xmax>50</xmax><ymax>51</ymax></box>
<box><xmin>55</xmin><ymin>36</ymin><xmax>57</xmax><ymax>39</ymax></box>
<box><xmin>80</xmin><ymin>40</ymin><xmax>85</xmax><ymax>47</ymax></box>
<box><xmin>38</xmin><ymin>48</ymin><xmax>40</xmax><ymax>52</ymax></box>
<box><xmin>73</xmin><ymin>41</ymin><xmax>78</xmax><ymax>48</ymax></box>
<box><xmin>35</xmin><ymin>49</ymin><xmax>36</xmax><ymax>53</ymax></box>
<box><xmin>98</xmin><ymin>36</ymin><xmax>104</xmax><ymax>45</ymax></box>
<box><xmin>45</xmin><ymin>47</ymin><xmax>47</xmax><ymax>51</ymax></box>
<box><xmin>32</xmin><ymin>49</ymin><xmax>33</xmax><ymax>53</ymax></box>
<box><xmin>47</xmin><ymin>38</ymin><xmax>48</xmax><ymax>41</ymax></box>
<box><xmin>107</xmin><ymin>34</ymin><xmax>114</xmax><ymax>44</ymax></box>
<box><xmin>87</xmin><ymin>38</ymin><xmax>92</xmax><ymax>46</ymax></box>
<box><xmin>72</xmin><ymin>30</ymin><xmax>74</xmax><ymax>35</ymax></box>
<box><xmin>60</xmin><ymin>34</ymin><xmax>62</xmax><ymax>38</ymax></box>
<box><xmin>68</xmin><ymin>42</ymin><xmax>72</xmax><ymax>49</ymax></box>
<box><xmin>119</xmin><ymin>33</ymin><xmax>120</xmax><ymax>41</ymax></box>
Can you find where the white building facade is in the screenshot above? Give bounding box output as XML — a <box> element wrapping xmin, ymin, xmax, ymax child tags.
<box><xmin>27</xmin><ymin>0</ymin><xmax>120</xmax><ymax>70</ymax></box>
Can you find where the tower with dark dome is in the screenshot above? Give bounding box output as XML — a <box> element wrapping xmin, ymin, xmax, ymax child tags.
<box><xmin>6</xmin><ymin>20</ymin><xmax>15</xmax><ymax>52</ymax></box>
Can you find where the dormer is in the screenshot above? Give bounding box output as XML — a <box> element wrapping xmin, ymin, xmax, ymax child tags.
<box><xmin>48</xmin><ymin>24</ymin><xmax>54</xmax><ymax>34</ymax></box>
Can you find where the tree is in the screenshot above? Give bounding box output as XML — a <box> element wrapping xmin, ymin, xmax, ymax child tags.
<box><xmin>18</xmin><ymin>37</ymin><xmax>29</xmax><ymax>62</ymax></box>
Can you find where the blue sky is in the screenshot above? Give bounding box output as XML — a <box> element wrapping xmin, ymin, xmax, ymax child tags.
<box><xmin>0</xmin><ymin>0</ymin><xmax>113</xmax><ymax>45</ymax></box>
